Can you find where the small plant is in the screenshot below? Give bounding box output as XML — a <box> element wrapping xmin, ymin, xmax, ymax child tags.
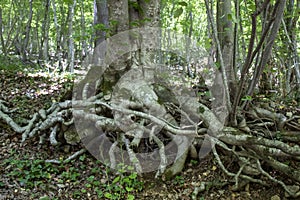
<box><xmin>103</xmin><ymin>164</ymin><xmax>144</xmax><ymax>200</ymax></box>
<box><xmin>0</xmin><ymin>55</ymin><xmax>32</xmax><ymax>71</ymax></box>
<box><xmin>3</xmin><ymin>158</ymin><xmax>54</xmax><ymax>188</ymax></box>
<box><xmin>2</xmin><ymin>150</ymin><xmax>144</xmax><ymax>199</ymax></box>
<box><xmin>60</xmin><ymin>166</ymin><xmax>81</xmax><ymax>181</ymax></box>
<box><xmin>190</xmin><ymin>159</ymin><xmax>198</xmax><ymax>166</ymax></box>
<box><xmin>174</xmin><ymin>175</ymin><xmax>185</xmax><ymax>186</ymax></box>
<box><xmin>241</xmin><ymin>95</ymin><xmax>253</xmax><ymax>101</ymax></box>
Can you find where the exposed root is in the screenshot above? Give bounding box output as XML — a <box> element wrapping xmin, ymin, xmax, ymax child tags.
<box><xmin>45</xmin><ymin>148</ymin><xmax>87</xmax><ymax>164</ymax></box>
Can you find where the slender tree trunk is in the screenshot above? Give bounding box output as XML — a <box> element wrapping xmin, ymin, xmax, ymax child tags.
<box><xmin>92</xmin><ymin>0</ymin><xmax>108</xmax><ymax>67</ymax></box>
<box><xmin>0</xmin><ymin>8</ymin><xmax>6</xmax><ymax>55</ymax></box>
<box><xmin>34</xmin><ymin>18</ymin><xmax>41</xmax><ymax>62</ymax></box>
<box><xmin>186</xmin><ymin>11</ymin><xmax>193</xmax><ymax>77</ymax></box>
<box><xmin>204</xmin><ymin>0</ymin><xmax>232</xmax><ymax>124</ymax></box>
<box><xmin>39</xmin><ymin>0</ymin><xmax>50</xmax><ymax>62</ymax></box>
<box><xmin>2</xmin><ymin>1</ymin><xmax>18</xmax><ymax>55</ymax></box>
<box><xmin>67</xmin><ymin>0</ymin><xmax>77</xmax><ymax>73</ymax></box>
<box><xmin>51</xmin><ymin>0</ymin><xmax>63</xmax><ymax>69</ymax></box>
<box><xmin>80</xmin><ymin>0</ymin><xmax>87</xmax><ymax>59</ymax></box>
<box><xmin>284</xmin><ymin>0</ymin><xmax>300</xmax><ymax>96</ymax></box>
<box><xmin>246</xmin><ymin>0</ymin><xmax>287</xmax><ymax>99</ymax></box>
<box><xmin>21</xmin><ymin>0</ymin><xmax>33</xmax><ymax>61</ymax></box>
<box><xmin>216</xmin><ymin>0</ymin><xmax>235</xmax><ymax>98</ymax></box>
<box><xmin>60</xmin><ymin>4</ymin><xmax>68</xmax><ymax>61</ymax></box>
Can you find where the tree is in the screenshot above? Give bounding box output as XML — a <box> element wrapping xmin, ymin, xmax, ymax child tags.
<box><xmin>39</xmin><ymin>0</ymin><xmax>51</xmax><ymax>62</ymax></box>
<box><xmin>94</xmin><ymin>0</ymin><xmax>108</xmax><ymax>46</ymax></box>
<box><xmin>216</xmin><ymin>0</ymin><xmax>235</xmax><ymax>101</ymax></box>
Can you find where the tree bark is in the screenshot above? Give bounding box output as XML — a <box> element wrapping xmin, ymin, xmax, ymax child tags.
<box><xmin>107</xmin><ymin>0</ymin><xmax>129</xmax><ymax>35</ymax></box>
<box><xmin>51</xmin><ymin>0</ymin><xmax>63</xmax><ymax>69</ymax></box>
<box><xmin>94</xmin><ymin>0</ymin><xmax>109</xmax><ymax>46</ymax></box>
<box><xmin>39</xmin><ymin>0</ymin><xmax>50</xmax><ymax>62</ymax></box>
<box><xmin>67</xmin><ymin>0</ymin><xmax>77</xmax><ymax>73</ymax></box>
<box><xmin>21</xmin><ymin>0</ymin><xmax>33</xmax><ymax>61</ymax></box>
<box><xmin>216</xmin><ymin>0</ymin><xmax>235</xmax><ymax>96</ymax></box>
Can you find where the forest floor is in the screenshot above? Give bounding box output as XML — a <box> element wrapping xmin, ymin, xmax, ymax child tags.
<box><xmin>0</xmin><ymin>68</ymin><xmax>290</xmax><ymax>199</ymax></box>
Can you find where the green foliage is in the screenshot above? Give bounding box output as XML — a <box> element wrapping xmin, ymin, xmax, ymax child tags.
<box><xmin>198</xmin><ymin>105</ymin><xmax>205</xmax><ymax>113</ymax></box>
<box><xmin>2</xmin><ymin>156</ymin><xmax>56</xmax><ymax>188</ymax></box>
<box><xmin>173</xmin><ymin>7</ymin><xmax>183</xmax><ymax>18</ymax></box>
<box><xmin>190</xmin><ymin>159</ymin><xmax>198</xmax><ymax>166</ymax></box>
<box><xmin>178</xmin><ymin>1</ymin><xmax>188</xmax><ymax>7</ymax></box>
<box><xmin>161</xmin><ymin>0</ymin><xmax>207</xmax><ymax>43</ymax></box>
<box><xmin>63</xmin><ymin>0</ymin><xmax>74</xmax><ymax>4</ymax></box>
<box><xmin>102</xmin><ymin>164</ymin><xmax>144</xmax><ymax>200</ymax></box>
<box><xmin>174</xmin><ymin>175</ymin><xmax>185</xmax><ymax>186</ymax></box>
<box><xmin>130</xmin><ymin>18</ymin><xmax>152</xmax><ymax>27</ymax></box>
<box><xmin>61</xmin><ymin>167</ymin><xmax>81</xmax><ymax>181</ymax></box>
<box><xmin>0</xmin><ymin>55</ymin><xmax>38</xmax><ymax>72</ymax></box>
<box><xmin>241</xmin><ymin>95</ymin><xmax>252</xmax><ymax>101</ymax></box>
<box><xmin>129</xmin><ymin>0</ymin><xmax>144</xmax><ymax>15</ymax></box>
<box><xmin>227</xmin><ymin>13</ymin><xmax>238</xmax><ymax>23</ymax></box>
<box><xmin>1</xmin><ymin>150</ymin><xmax>143</xmax><ymax>199</ymax></box>
<box><xmin>0</xmin><ymin>181</ymin><xmax>5</xmax><ymax>187</ymax></box>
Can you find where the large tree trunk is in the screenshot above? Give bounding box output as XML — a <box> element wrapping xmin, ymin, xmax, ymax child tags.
<box><xmin>83</xmin><ymin>0</ymin><xmax>196</xmax><ymax>177</ymax></box>
<box><xmin>108</xmin><ymin>0</ymin><xmax>129</xmax><ymax>35</ymax></box>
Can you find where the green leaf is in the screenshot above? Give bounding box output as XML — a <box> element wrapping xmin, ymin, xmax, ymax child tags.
<box><xmin>112</xmin><ymin>176</ymin><xmax>120</xmax><ymax>184</ymax></box>
<box><xmin>248</xmin><ymin>3</ymin><xmax>256</xmax><ymax>12</ymax></box>
<box><xmin>126</xmin><ymin>165</ymin><xmax>134</xmax><ymax>171</ymax></box>
<box><xmin>0</xmin><ymin>182</ymin><xmax>4</xmax><ymax>187</ymax></box>
<box><xmin>204</xmin><ymin>38</ymin><xmax>212</xmax><ymax>49</ymax></box>
<box><xmin>63</xmin><ymin>0</ymin><xmax>73</xmax><ymax>4</ymax></box>
<box><xmin>127</xmin><ymin>194</ymin><xmax>135</xmax><ymax>200</ymax></box>
<box><xmin>79</xmin><ymin>155</ymin><xmax>85</xmax><ymax>161</ymax></box>
<box><xmin>122</xmin><ymin>177</ymin><xmax>130</xmax><ymax>184</ymax></box>
<box><xmin>126</xmin><ymin>186</ymin><xmax>134</xmax><ymax>192</ymax></box>
<box><xmin>104</xmin><ymin>193</ymin><xmax>112</xmax><ymax>199</ymax></box>
<box><xmin>174</xmin><ymin>7</ymin><xmax>183</xmax><ymax>18</ymax></box>
<box><xmin>129</xmin><ymin>173</ymin><xmax>137</xmax><ymax>179</ymax></box>
<box><xmin>227</xmin><ymin>13</ymin><xmax>238</xmax><ymax>23</ymax></box>
<box><xmin>241</xmin><ymin>95</ymin><xmax>252</xmax><ymax>101</ymax></box>
<box><xmin>87</xmin><ymin>175</ymin><xmax>95</xmax><ymax>182</ymax></box>
<box><xmin>178</xmin><ymin>1</ymin><xmax>188</xmax><ymax>6</ymax></box>
<box><xmin>198</xmin><ymin>106</ymin><xmax>205</xmax><ymax>113</ymax></box>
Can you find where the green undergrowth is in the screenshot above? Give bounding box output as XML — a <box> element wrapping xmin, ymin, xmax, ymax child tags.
<box><xmin>0</xmin><ymin>150</ymin><xmax>144</xmax><ymax>199</ymax></box>
<box><xmin>0</xmin><ymin>55</ymin><xmax>36</xmax><ymax>71</ymax></box>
